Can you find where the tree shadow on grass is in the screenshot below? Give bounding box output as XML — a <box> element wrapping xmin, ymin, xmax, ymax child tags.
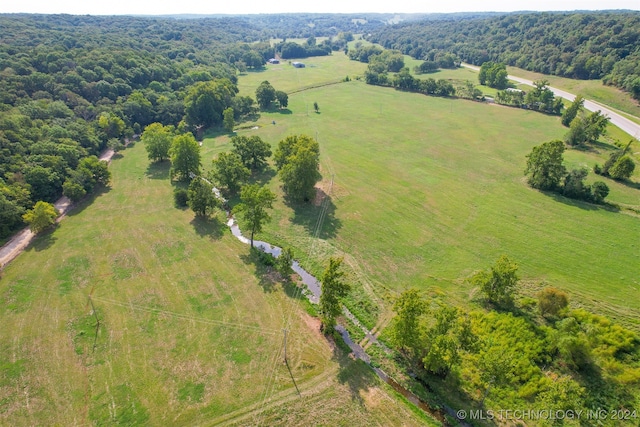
<box><xmin>572</xmin><ymin>139</ymin><xmax>618</xmax><ymax>154</ymax></box>
<box><xmin>30</xmin><ymin>226</ymin><xmax>58</xmax><ymax>252</ymax></box>
<box><xmin>248</xmin><ymin>167</ymin><xmax>276</xmax><ymax>187</ymax></box>
<box><xmin>544</xmin><ymin>191</ymin><xmax>620</xmax><ymax>213</ymax></box>
<box><xmin>66</xmin><ymin>186</ymin><xmax>112</xmax><ymax>218</ymax></box>
<box><xmin>239</xmin><ymin>248</ymin><xmax>279</xmax><ymax>293</ymax></box>
<box><xmin>145</xmin><ymin>160</ymin><xmax>170</xmax><ymax>180</ymax></box>
<box><xmin>190</xmin><ymin>215</ymin><xmax>224</xmax><ymax>240</ymax></box>
<box><xmin>615</xmin><ymin>178</ymin><xmax>640</xmax><ymax>191</ymax></box>
<box><xmin>287</xmin><ymin>192</ymin><xmax>342</xmax><ymax>240</ymax></box>
<box><xmin>333</xmin><ymin>345</ymin><xmax>379</xmax><ymax>405</ymax></box>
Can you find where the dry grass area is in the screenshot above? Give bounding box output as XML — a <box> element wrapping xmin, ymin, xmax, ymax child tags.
<box><xmin>0</xmin><ymin>143</ymin><xmax>433</xmax><ymax>426</ymax></box>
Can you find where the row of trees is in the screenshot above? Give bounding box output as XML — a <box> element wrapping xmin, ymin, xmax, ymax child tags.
<box><xmin>525</xmin><ymin>140</ymin><xmax>610</xmax><ymax>203</ymax></box>
<box><xmin>494</xmin><ymin>80</ymin><xmax>563</xmax><ymax>115</ymax></box>
<box><xmin>255</xmin><ymin>81</ymin><xmax>288</xmax><ymax>110</ymax></box>
<box><xmin>364</xmin><ymin>65</ymin><xmax>456</xmax><ymax>98</ymax></box>
<box><xmin>276</xmin><ymin>39</ymin><xmax>332</xmax><ymax>59</ymax></box>
<box><xmin>388</xmin><ymin>255</ymin><xmax>640</xmax><ymax>415</ymax></box>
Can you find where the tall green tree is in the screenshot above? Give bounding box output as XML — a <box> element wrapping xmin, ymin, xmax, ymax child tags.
<box><xmin>223</xmin><ymin>107</ymin><xmax>235</xmax><ymax>133</ymax></box>
<box><xmin>275</xmin><ymin>90</ymin><xmax>288</xmax><ymax>109</ymax></box>
<box><xmin>479</xmin><ymin>61</ymin><xmax>508</xmax><ymax>89</ymax></box>
<box><xmin>170</xmin><ymin>133</ymin><xmax>201</xmax><ymax>181</ymax></box>
<box><xmin>97</xmin><ymin>112</ymin><xmax>125</xmax><ymax>141</ymax></box>
<box><xmin>562</xmin><ymin>167</ymin><xmax>590</xmax><ymax>200</ymax></box>
<box><xmin>230</xmin><ymin>135</ymin><xmax>272</xmax><ymax>171</ymax></box>
<box><xmin>255</xmin><ymin>81</ymin><xmax>276</xmax><ymax>109</ymax></box>
<box><xmin>565</xmin><ymin>116</ymin><xmax>588</xmax><ymax>146</ymax></box>
<box><xmin>210</xmin><ymin>152</ymin><xmax>250</xmax><ymax>195</ymax></box>
<box><xmin>187</xmin><ymin>178</ymin><xmax>216</xmax><ymax>217</ymax></box>
<box><xmin>583</xmin><ymin>110</ymin><xmax>609</xmax><ymax>143</ymax></box>
<box><xmin>275</xmin><ymin>247</ymin><xmax>294</xmax><ymax>279</ymax></box>
<box><xmin>422</xmin><ymin>306</ymin><xmax>474</xmax><ymax>378</ymax></box>
<box><xmin>280</xmin><ymin>147</ymin><xmax>321</xmax><ymax>201</ymax></box>
<box><xmin>390</xmin><ymin>288</ymin><xmax>428</xmax><ymax>354</ymax></box>
<box><xmin>608</xmin><ymin>155</ymin><xmax>636</xmax><ymax>180</ymax></box>
<box><xmin>184</xmin><ymin>79</ymin><xmax>238</xmax><ymax>129</ymax></box>
<box><xmin>524</xmin><ymin>140</ymin><xmax>567</xmax><ymax>191</ymax></box>
<box><xmin>600</xmin><ymin>140</ymin><xmax>633</xmax><ymax>177</ymax></box>
<box><xmin>141</xmin><ymin>123</ymin><xmax>173</xmax><ymax>162</ymax></box>
<box><xmin>319</xmin><ymin>257</ymin><xmax>350</xmax><ymax>332</ymax></box>
<box><xmin>470</xmin><ymin>255</ymin><xmax>519</xmax><ymax>307</ymax></box>
<box><xmin>62</xmin><ymin>180</ymin><xmax>86</xmax><ymax>202</ymax></box>
<box><xmin>232</xmin><ymin>184</ymin><xmax>276</xmax><ymax>247</ymax></box>
<box><xmin>591</xmin><ymin>181</ymin><xmax>610</xmax><ymax>204</ymax></box>
<box><xmin>561</xmin><ymin>95</ymin><xmax>584</xmax><ymax>127</ymax></box>
<box><xmin>274</xmin><ymin>134</ymin><xmax>321</xmax><ymax>201</ymax></box>
<box><xmin>566</xmin><ymin>111</ymin><xmax>609</xmax><ymax>146</ymax></box>
<box><xmin>22</xmin><ymin>201</ymin><xmax>58</xmax><ymax>234</ymax></box>
<box><xmin>0</xmin><ymin>193</ymin><xmax>25</xmax><ymax>238</ymax></box>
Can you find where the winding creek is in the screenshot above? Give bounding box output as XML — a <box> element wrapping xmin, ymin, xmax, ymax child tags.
<box><xmin>224</xmin><ymin>205</ymin><xmax>469</xmax><ymax>425</ymax></box>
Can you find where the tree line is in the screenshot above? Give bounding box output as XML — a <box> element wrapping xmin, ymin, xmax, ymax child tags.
<box><xmin>367</xmin><ymin>11</ymin><xmax>640</xmax><ymax>100</ymax></box>
<box><xmin>524</xmin><ymin>95</ymin><xmax>636</xmax><ymax>204</ymax></box>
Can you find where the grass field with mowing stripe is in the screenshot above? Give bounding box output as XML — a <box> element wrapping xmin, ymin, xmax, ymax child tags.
<box><xmin>216</xmin><ymin>53</ymin><xmax>640</xmax><ymax>331</ymax></box>
<box><xmin>0</xmin><ymin>142</ymin><xmax>431</xmax><ymax>426</ymax></box>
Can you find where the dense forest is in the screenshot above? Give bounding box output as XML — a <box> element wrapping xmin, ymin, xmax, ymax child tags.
<box><xmin>368</xmin><ymin>11</ymin><xmax>640</xmax><ymax>100</ymax></box>
<box><xmin>0</xmin><ymin>14</ymin><xmax>268</xmax><ymax>238</ymax></box>
<box><xmin>4</xmin><ymin>12</ymin><xmax>476</xmax><ymax>241</ymax></box>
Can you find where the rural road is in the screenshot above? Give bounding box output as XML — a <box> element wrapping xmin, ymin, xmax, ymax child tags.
<box><xmin>0</xmin><ymin>148</ymin><xmax>115</xmax><ymax>269</ymax></box>
<box><xmin>462</xmin><ymin>63</ymin><xmax>640</xmax><ymax>139</ymax></box>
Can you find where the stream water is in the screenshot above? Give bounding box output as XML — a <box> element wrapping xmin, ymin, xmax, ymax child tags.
<box><xmin>224</xmin><ymin>213</ymin><xmax>465</xmax><ymax>425</ymax></box>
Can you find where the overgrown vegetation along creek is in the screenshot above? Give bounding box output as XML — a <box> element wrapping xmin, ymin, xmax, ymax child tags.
<box><xmin>222</xmin><ymin>192</ymin><xmax>453</xmax><ymax>419</ymax></box>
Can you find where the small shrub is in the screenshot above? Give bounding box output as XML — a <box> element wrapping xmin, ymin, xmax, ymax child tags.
<box><xmin>538</xmin><ymin>287</ymin><xmax>569</xmax><ymax>318</ymax></box>
<box><xmin>173</xmin><ymin>188</ymin><xmax>188</xmax><ymax>207</ymax></box>
<box><xmin>251</xmin><ymin>246</ymin><xmax>275</xmax><ymax>266</ymax></box>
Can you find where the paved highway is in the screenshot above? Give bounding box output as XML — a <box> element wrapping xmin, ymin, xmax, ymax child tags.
<box><xmin>462</xmin><ymin>63</ymin><xmax>640</xmax><ymax>140</ymax></box>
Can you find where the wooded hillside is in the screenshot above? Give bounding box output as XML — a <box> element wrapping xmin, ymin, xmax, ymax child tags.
<box><xmin>368</xmin><ymin>11</ymin><xmax>640</xmax><ymax>100</ymax></box>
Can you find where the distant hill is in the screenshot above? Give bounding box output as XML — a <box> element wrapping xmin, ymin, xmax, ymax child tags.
<box><xmin>368</xmin><ymin>10</ymin><xmax>640</xmax><ymax>100</ymax></box>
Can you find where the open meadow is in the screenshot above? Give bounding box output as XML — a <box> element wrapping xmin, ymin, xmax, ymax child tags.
<box><xmin>2</xmin><ymin>48</ymin><xmax>639</xmax><ymax>427</ymax></box>
<box><xmin>0</xmin><ymin>141</ymin><xmax>432</xmax><ymax>426</ymax></box>
<box><xmin>222</xmin><ymin>52</ymin><xmax>640</xmax><ymax>331</ymax></box>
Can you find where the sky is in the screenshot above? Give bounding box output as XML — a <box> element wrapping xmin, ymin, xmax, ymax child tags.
<box><xmin>0</xmin><ymin>0</ymin><xmax>639</xmax><ymax>16</ymax></box>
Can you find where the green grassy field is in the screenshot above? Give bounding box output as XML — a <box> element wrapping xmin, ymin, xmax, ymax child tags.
<box><xmin>2</xmin><ymin>50</ymin><xmax>639</xmax><ymax>426</ymax></box>
<box><xmin>220</xmin><ymin>53</ymin><xmax>640</xmax><ymax>331</ymax></box>
<box><xmin>0</xmin><ymin>142</ymin><xmax>431</xmax><ymax>426</ymax></box>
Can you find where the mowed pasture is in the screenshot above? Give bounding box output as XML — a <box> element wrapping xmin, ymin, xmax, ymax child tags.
<box><xmin>226</xmin><ymin>53</ymin><xmax>640</xmax><ymax>329</ymax></box>
<box><xmin>0</xmin><ymin>143</ymin><xmax>430</xmax><ymax>426</ymax></box>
